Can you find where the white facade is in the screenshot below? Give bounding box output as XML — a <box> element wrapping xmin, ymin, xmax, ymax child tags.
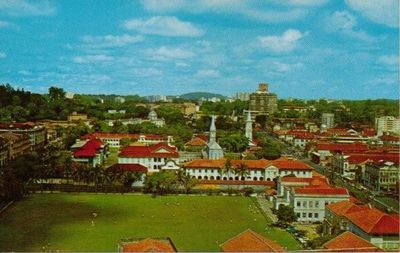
<box><xmin>184</xmin><ymin>165</ymin><xmax>312</xmax><ymax>181</ymax></box>
<box><xmin>118</xmin><ymin>157</ymin><xmax>179</xmax><ymax>173</ymax></box>
<box><xmin>291</xmin><ymin>193</ymin><xmax>349</xmax><ymax>222</ymax></box>
<box><xmin>348</xmin><ymin>222</ymin><xmax>400</xmax><ymax>250</ymax></box>
<box><xmin>321</xmin><ymin>113</ymin><xmax>335</xmax><ymax>129</ymax></box>
<box><xmin>375</xmin><ymin>116</ymin><xmax>400</xmax><ymax>136</ymax></box>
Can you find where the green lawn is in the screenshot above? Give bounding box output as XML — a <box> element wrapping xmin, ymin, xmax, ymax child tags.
<box><xmin>0</xmin><ymin>194</ymin><xmax>300</xmax><ymax>252</ymax></box>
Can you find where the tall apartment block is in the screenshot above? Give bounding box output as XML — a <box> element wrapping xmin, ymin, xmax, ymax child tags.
<box><xmin>321</xmin><ymin>113</ymin><xmax>335</xmax><ymax>129</ymax></box>
<box><xmin>249</xmin><ymin>83</ymin><xmax>278</xmax><ymax>115</ymax></box>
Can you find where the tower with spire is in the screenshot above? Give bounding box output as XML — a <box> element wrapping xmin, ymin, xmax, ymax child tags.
<box><xmin>245</xmin><ymin>111</ymin><xmax>255</xmax><ymax>146</ymax></box>
<box><xmin>206</xmin><ymin>115</ymin><xmax>224</xmax><ymax>159</ymax></box>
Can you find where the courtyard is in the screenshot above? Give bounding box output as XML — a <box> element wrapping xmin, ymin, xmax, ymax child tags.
<box><xmin>0</xmin><ymin>193</ymin><xmax>300</xmax><ymax>252</ymax></box>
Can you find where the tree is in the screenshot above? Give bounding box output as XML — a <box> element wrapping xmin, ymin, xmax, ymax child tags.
<box><xmin>144</xmin><ymin>171</ymin><xmax>178</xmax><ymax>195</ymax></box>
<box><xmin>48</xmin><ymin>86</ymin><xmax>66</xmax><ymax>100</ymax></box>
<box><xmin>234</xmin><ymin>162</ymin><xmax>249</xmax><ymax>182</ymax></box>
<box><xmin>276</xmin><ymin>205</ymin><xmax>297</xmax><ymax>224</ymax></box>
<box><xmin>176</xmin><ymin>169</ymin><xmax>198</xmax><ymax>194</ymax></box>
<box><xmin>222</xmin><ymin>158</ymin><xmax>234</xmax><ymax>180</ymax></box>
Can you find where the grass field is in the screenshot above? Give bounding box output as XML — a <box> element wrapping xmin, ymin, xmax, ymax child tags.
<box><xmin>0</xmin><ymin>193</ymin><xmax>300</xmax><ymax>252</ymax></box>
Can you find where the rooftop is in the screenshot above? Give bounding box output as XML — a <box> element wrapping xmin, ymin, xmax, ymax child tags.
<box><xmin>323</xmin><ymin>231</ymin><xmax>382</xmax><ymax>252</ymax></box>
<box><xmin>120</xmin><ymin>142</ymin><xmax>178</xmax><ymax>158</ymax></box>
<box><xmin>219</xmin><ymin>229</ymin><xmax>285</xmax><ymax>252</ymax></box>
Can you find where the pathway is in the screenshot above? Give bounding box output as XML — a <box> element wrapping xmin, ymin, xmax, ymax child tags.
<box><xmin>255</xmin><ymin>195</ymin><xmax>278</xmax><ymax>223</ymax></box>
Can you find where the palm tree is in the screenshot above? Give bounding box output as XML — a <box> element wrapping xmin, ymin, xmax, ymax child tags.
<box><xmin>234</xmin><ymin>162</ymin><xmax>249</xmax><ymax>189</ymax></box>
<box><xmin>176</xmin><ymin>169</ymin><xmax>198</xmax><ymax>194</ymax></box>
<box><xmin>222</xmin><ymin>158</ymin><xmax>234</xmax><ymax>180</ymax></box>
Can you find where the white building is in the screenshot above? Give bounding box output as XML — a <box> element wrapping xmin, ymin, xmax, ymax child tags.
<box><xmin>375</xmin><ymin>116</ymin><xmax>400</xmax><ymax>136</ymax></box>
<box><xmin>184</xmin><ymin>158</ymin><xmax>313</xmax><ymax>182</ymax></box>
<box><xmin>321</xmin><ymin>113</ymin><xmax>335</xmax><ymax>129</ymax></box>
<box><xmin>81</xmin><ymin>133</ymin><xmax>173</xmax><ymax>148</ymax></box>
<box><xmin>118</xmin><ymin>143</ymin><xmax>180</xmax><ymax>173</ymax></box>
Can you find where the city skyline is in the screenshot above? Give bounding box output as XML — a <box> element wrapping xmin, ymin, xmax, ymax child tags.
<box><xmin>0</xmin><ymin>0</ymin><xmax>399</xmax><ymax>98</ymax></box>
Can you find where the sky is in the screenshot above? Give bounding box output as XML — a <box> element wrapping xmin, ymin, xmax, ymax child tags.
<box><xmin>0</xmin><ymin>0</ymin><xmax>399</xmax><ymax>99</ymax></box>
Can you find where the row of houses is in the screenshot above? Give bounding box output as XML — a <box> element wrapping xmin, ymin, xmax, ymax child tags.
<box><xmin>275</xmin><ymin>128</ymin><xmax>399</xmax><ymax>149</ymax></box>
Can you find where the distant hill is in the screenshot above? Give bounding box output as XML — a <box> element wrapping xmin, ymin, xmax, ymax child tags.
<box><xmin>180</xmin><ymin>92</ymin><xmax>226</xmax><ymax>100</ymax></box>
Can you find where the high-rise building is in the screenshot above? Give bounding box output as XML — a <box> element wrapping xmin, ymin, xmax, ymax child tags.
<box><xmin>235</xmin><ymin>92</ymin><xmax>250</xmax><ymax>101</ymax></box>
<box><xmin>375</xmin><ymin>116</ymin><xmax>400</xmax><ymax>136</ymax></box>
<box><xmin>249</xmin><ymin>83</ymin><xmax>278</xmax><ymax>115</ymax></box>
<box><xmin>321</xmin><ymin>113</ymin><xmax>335</xmax><ymax>129</ymax></box>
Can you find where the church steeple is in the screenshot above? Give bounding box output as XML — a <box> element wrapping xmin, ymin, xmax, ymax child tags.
<box><xmin>245</xmin><ymin>111</ymin><xmax>253</xmax><ymax>146</ymax></box>
<box><xmin>209</xmin><ymin>115</ymin><xmax>217</xmax><ymax>143</ymax></box>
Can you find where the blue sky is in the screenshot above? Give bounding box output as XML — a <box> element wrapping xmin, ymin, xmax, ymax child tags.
<box><xmin>0</xmin><ymin>0</ymin><xmax>398</xmax><ymax>99</ymax></box>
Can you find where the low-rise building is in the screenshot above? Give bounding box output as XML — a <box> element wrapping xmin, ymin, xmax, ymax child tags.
<box><xmin>0</xmin><ymin>132</ymin><xmax>31</xmax><ymax>160</ymax></box>
<box><xmin>375</xmin><ymin>116</ymin><xmax>400</xmax><ymax>136</ymax></box>
<box><xmin>322</xmin><ymin>231</ymin><xmax>382</xmax><ymax>252</ymax></box>
<box><xmin>72</xmin><ymin>139</ymin><xmax>108</xmax><ymax>167</ymax></box>
<box><xmin>219</xmin><ymin>229</ymin><xmax>284</xmax><ymax>252</ymax></box>
<box><xmin>0</xmin><ymin>122</ymin><xmax>46</xmax><ymax>149</ymax></box>
<box><xmin>344</xmin><ymin>206</ymin><xmax>400</xmax><ymax>250</ymax></box>
<box><xmin>81</xmin><ymin>133</ymin><xmax>173</xmax><ymax>148</ymax></box>
<box><xmin>118</xmin><ymin>143</ymin><xmax>180</xmax><ymax>173</ymax></box>
<box><xmin>363</xmin><ymin>161</ymin><xmax>399</xmax><ymax>192</ymax></box>
<box><xmin>184</xmin><ymin>158</ymin><xmax>313</xmax><ymax>182</ymax></box>
<box><xmin>67</xmin><ymin>112</ymin><xmax>88</xmax><ymax>122</ymax></box>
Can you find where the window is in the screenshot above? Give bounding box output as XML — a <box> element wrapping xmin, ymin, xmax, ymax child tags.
<box><xmin>302</xmin><ymin>213</ymin><xmax>306</xmax><ymax>218</ymax></box>
<box><xmin>303</xmin><ymin>201</ymin><xmax>307</xmax><ymax>208</ymax></box>
<box><xmin>315</xmin><ymin>201</ymin><xmax>319</xmax><ymax>208</ymax></box>
<box><xmin>296</xmin><ymin>213</ymin><xmax>300</xmax><ymax>218</ymax></box>
<box><xmin>296</xmin><ymin>201</ymin><xmax>301</xmax><ymax>207</ymax></box>
<box><xmin>308</xmin><ymin>213</ymin><xmax>312</xmax><ymax>218</ymax></box>
<box><xmin>309</xmin><ymin>201</ymin><xmax>313</xmax><ymax>208</ymax></box>
<box><xmin>314</xmin><ymin>213</ymin><xmax>319</xmax><ymax>218</ymax></box>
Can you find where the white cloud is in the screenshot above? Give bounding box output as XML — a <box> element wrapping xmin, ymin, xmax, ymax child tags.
<box><xmin>272</xmin><ymin>62</ymin><xmax>304</xmax><ymax>72</ymax></box>
<box><xmin>73</xmin><ymin>54</ymin><xmax>114</xmax><ymax>64</ymax></box>
<box><xmin>258</xmin><ymin>29</ymin><xmax>305</xmax><ymax>53</ymax></box>
<box><xmin>133</xmin><ymin>67</ymin><xmax>162</xmax><ymax>77</ymax></box>
<box><xmin>0</xmin><ymin>0</ymin><xmax>56</xmax><ymax>16</ymax></box>
<box><xmin>378</xmin><ymin>55</ymin><xmax>399</xmax><ymax>65</ymax></box>
<box><xmin>345</xmin><ymin>0</ymin><xmax>398</xmax><ymax>28</ymax></box>
<box><xmin>124</xmin><ymin>16</ymin><xmax>204</xmax><ymax>37</ymax></box>
<box><xmin>18</xmin><ymin>70</ymin><xmax>32</xmax><ymax>75</ymax></box>
<box><xmin>196</xmin><ymin>69</ymin><xmax>220</xmax><ymax>78</ymax></box>
<box><xmin>0</xmin><ymin>20</ymin><xmax>17</xmax><ymax>29</ymax></box>
<box><xmin>326</xmin><ymin>11</ymin><xmax>375</xmax><ymax>42</ymax></box>
<box><xmin>148</xmin><ymin>46</ymin><xmax>195</xmax><ymax>60</ymax></box>
<box><xmin>82</xmin><ymin>34</ymin><xmax>144</xmax><ymax>48</ymax></box>
<box><xmin>0</xmin><ymin>52</ymin><xmax>6</xmax><ymax>58</ymax></box>
<box><xmin>140</xmin><ymin>0</ymin><xmax>308</xmax><ymax>23</ymax></box>
<box><xmin>286</xmin><ymin>0</ymin><xmax>329</xmax><ymax>6</ymax></box>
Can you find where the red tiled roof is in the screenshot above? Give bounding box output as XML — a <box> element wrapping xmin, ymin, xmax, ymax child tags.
<box><xmin>293</xmin><ymin>132</ymin><xmax>315</xmax><ymax>140</ymax></box>
<box><xmin>220</xmin><ymin>229</ymin><xmax>285</xmax><ymax>252</ymax></box>
<box><xmin>323</xmin><ymin>231</ymin><xmax>381</xmax><ymax>251</ymax></box>
<box><xmin>294</xmin><ymin>187</ymin><xmax>349</xmax><ymax>196</ymax></box>
<box><xmin>316</xmin><ymin>143</ymin><xmax>368</xmax><ymax>152</ymax></box>
<box><xmin>345</xmin><ymin>152</ymin><xmax>399</xmax><ymax>165</ymax></box>
<box><xmin>326</xmin><ymin>201</ymin><xmax>368</xmax><ymax>216</ymax></box>
<box><xmin>380</xmin><ymin>135</ymin><xmax>400</xmax><ymax>142</ymax></box>
<box><xmin>120</xmin><ymin>143</ymin><xmax>178</xmax><ymax>158</ymax></box>
<box><xmin>122</xmin><ymin>238</ymin><xmax>177</xmax><ymax>252</ymax></box>
<box><xmin>108</xmin><ymin>163</ymin><xmax>147</xmax><ymax>173</ymax></box>
<box><xmin>362</xmin><ymin>128</ymin><xmax>376</xmax><ymax>137</ymax></box>
<box><xmin>73</xmin><ymin>139</ymin><xmax>103</xmax><ymax>157</ymax></box>
<box><xmin>345</xmin><ymin>208</ymin><xmax>400</xmax><ymax>235</ymax></box>
<box><xmin>82</xmin><ymin>132</ymin><xmax>167</xmax><ymax>141</ymax></box>
<box><xmin>185</xmin><ymin>137</ymin><xmax>207</xmax><ymax>147</ymax></box>
<box><xmin>199</xmin><ymin>180</ymin><xmax>276</xmax><ymax>186</ymax></box>
<box><xmin>184</xmin><ymin>158</ymin><xmax>313</xmax><ymax>171</ymax></box>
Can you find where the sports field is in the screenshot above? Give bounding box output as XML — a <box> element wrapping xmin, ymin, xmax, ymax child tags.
<box><xmin>0</xmin><ymin>193</ymin><xmax>300</xmax><ymax>251</ymax></box>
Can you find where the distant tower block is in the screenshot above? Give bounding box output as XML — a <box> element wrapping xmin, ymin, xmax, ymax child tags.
<box><xmin>321</xmin><ymin>113</ymin><xmax>335</xmax><ymax>129</ymax></box>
